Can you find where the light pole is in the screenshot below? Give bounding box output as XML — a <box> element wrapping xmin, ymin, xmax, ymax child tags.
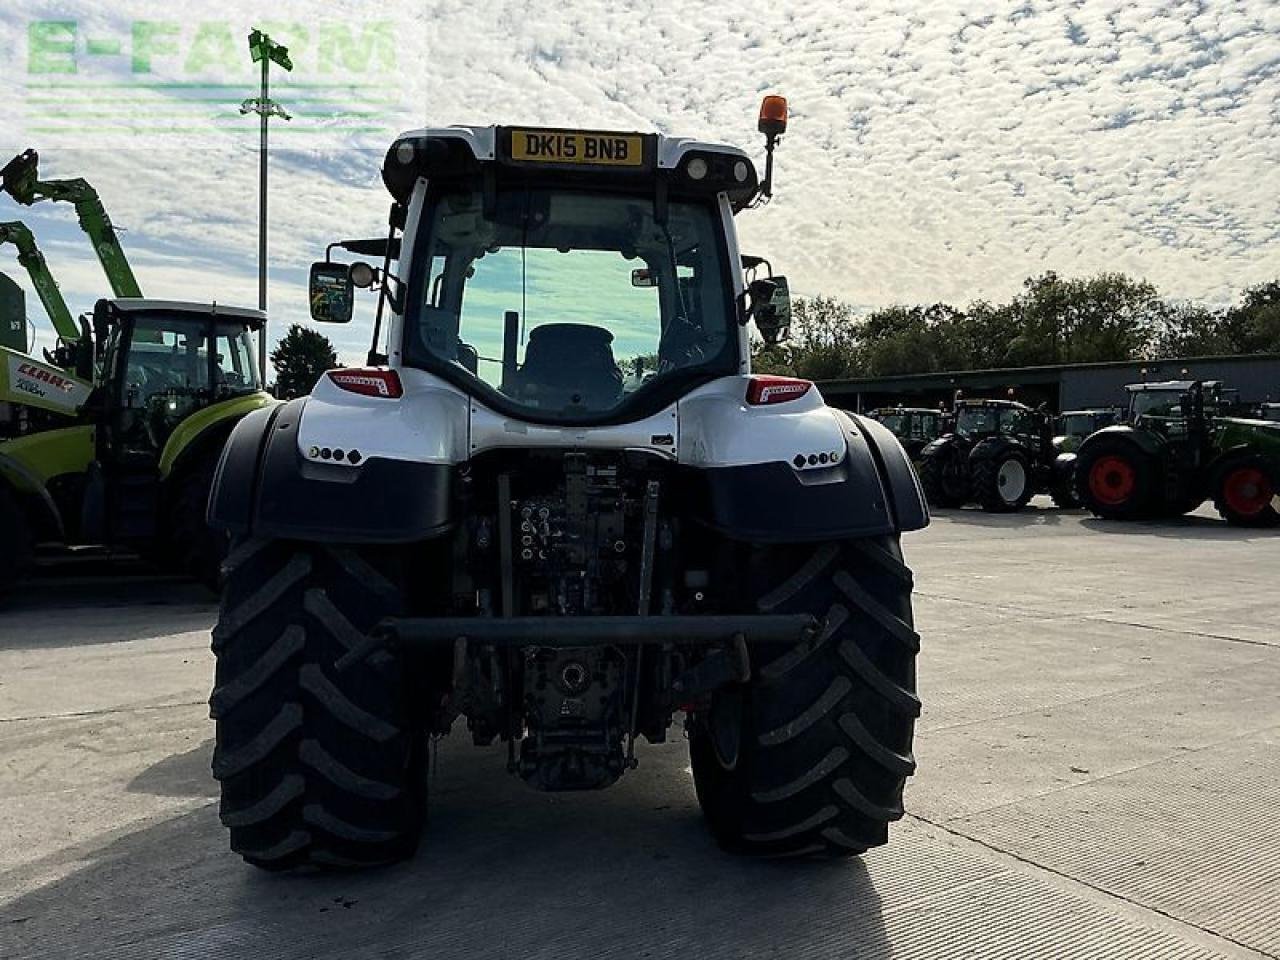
<box><xmin>241</xmin><ymin>29</ymin><xmax>292</xmax><ymax>383</ymax></box>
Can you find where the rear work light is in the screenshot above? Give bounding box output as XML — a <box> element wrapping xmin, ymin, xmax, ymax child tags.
<box><xmin>328</xmin><ymin>368</ymin><xmax>403</xmax><ymax>398</ymax></box>
<box><xmin>745</xmin><ymin>375</ymin><xmax>812</xmax><ymax>406</ymax></box>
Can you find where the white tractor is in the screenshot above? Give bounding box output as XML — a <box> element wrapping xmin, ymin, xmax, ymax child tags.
<box><xmin>207</xmin><ymin>97</ymin><xmax>929</xmax><ymax>870</ymax></box>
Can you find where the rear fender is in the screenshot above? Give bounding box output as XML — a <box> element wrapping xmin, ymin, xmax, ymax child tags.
<box><xmin>919</xmin><ymin>435</ymin><xmax>960</xmax><ymax>461</ymax></box>
<box><xmin>683</xmin><ymin>408</ymin><xmax>928</xmax><ymax>543</ymax></box>
<box><xmin>208</xmin><ymin>397</ymin><xmax>454</xmax><ymax>543</ymax></box>
<box><xmin>158</xmin><ymin>391</ymin><xmax>277</xmax><ymax>481</ymax></box>
<box><xmin>969</xmin><ymin>436</ymin><xmax>1017</xmax><ymax>462</ymax></box>
<box><xmin>1078</xmin><ymin>424</ymin><xmax>1163</xmax><ymax>460</ymax></box>
<box><xmin>1205</xmin><ymin>444</ymin><xmax>1280</xmax><ymax>484</ymax></box>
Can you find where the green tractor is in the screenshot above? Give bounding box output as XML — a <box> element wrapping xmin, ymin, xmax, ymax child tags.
<box><xmin>0</xmin><ymin>299</ymin><xmax>272</xmax><ymax>590</ymax></box>
<box><xmin>918</xmin><ymin>398</ymin><xmax>1077</xmax><ymax>511</ymax></box>
<box><xmin>0</xmin><ymin>149</ymin><xmax>275</xmax><ymax>590</ymax></box>
<box><xmin>1074</xmin><ymin>380</ymin><xmax>1280</xmax><ymax>527</ymax></box>
<box><xmin>867</xmin><ymin>406</ymin><xmax>945</xmax><ymax>461</ymax></box>
<box><xmin>1053</xmin><ymin>408</ymin><xmax>1120</xmax><ymax>455</ymax></box>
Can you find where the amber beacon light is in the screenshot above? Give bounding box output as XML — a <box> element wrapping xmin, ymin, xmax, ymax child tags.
<box><xmin>758</xmin><ymin>95</ymin><xmax>788</xmax><ymax>137</ymax></box>
<box><xmin>755</xmin><ymin>95</ymin><xmax>788</xmax><ymax>202</ymax></box>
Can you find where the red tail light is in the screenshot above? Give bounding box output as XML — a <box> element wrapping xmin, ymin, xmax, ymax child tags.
<box><xmin>745</xmin><ymin>375</ymin><xmax>811</xmax><ymax>406</ymax></box>
<box><xmin>328</xmin><ymin>368</ymin><xmax>403</xmax><ymax>399</ymax></box>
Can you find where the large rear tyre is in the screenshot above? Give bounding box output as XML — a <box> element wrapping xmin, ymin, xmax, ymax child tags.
<box><xmin>0</xmin><ymin>484</ymin><xmax>33</xmax><ymax>594</ymax></box>
<box><xmin>1076</xmin><ymin>437</ymin><xmax>1158</xmax><ymax>521</ymax></box>
<box><xmin>972</xmin><ymin>452</ymin><xmax>1033</xmax><ymax>512</ymax></box>
<box><xmin>690</xmin><ymin>536</ymin><xmax>919</xmax><ymax>857</ymax></box>
<box><xmin>1213</xmin><ymin>457</ymin><xmax>1280</xmax><ymax>528</ymax></box>
<box><xmin>211</xmin><ymin>539</ymin><xmax>427</xmax><ymax>870</ymax></box>
<box><xmin>919</xmin><ymin>453</ymin><xmax>968</xmax><ymax>508</ymax></box>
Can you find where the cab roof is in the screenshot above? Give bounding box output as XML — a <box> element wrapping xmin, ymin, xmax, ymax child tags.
<box><xmin>382</xmin><ymin>125</ymin><xmax>759</xmax><ymax>210</ymax></box>
<box><xmin>956</xmin><ymin>398</ymin><xmax>1030</xmax><ymax>411</ymax></box>
<box><xmin>102</xmin><ymin>299</ymin><xmax>266</xmax><ymax>327</ymax></box>
<box><xmin>1125</xmin><ymin>380</ymin><xmax>1221</xmax><ymax>393</ymax></box>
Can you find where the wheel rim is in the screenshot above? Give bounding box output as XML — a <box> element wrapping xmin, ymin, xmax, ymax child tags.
<box><xmin>1223</xmin><ymin>466</ymin><xmax>1272</xmax><ymax>516</ymax></box>
<box><xmin>1089</xmin><ymin>455</ymin><xmax>1136</xmax><ymax>505</ymax></box>
<box><xmin>997</xmin><ymin>459</ymin><xmax>1027</xmax><ymax>503</ymax></box>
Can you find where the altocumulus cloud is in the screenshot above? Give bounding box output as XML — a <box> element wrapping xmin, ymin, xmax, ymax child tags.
<box><xmin>0</xmin><ymin>0</ymin><xmax>1277</xmax><ymax>363</ymax></box>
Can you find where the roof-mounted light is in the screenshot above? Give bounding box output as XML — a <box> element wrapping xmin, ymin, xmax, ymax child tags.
<box><xmin>754</xmin><ymin>95</ymin><xmax>788</xmax><ymax>204</ymax></box>
<box><xmin>758</xmin><ymin>95</ymin><xmax>788</xmax><ymax>137</ymax></box>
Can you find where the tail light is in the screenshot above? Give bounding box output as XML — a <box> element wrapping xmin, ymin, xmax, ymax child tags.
<box><xmin>745</xmin><ymin>375</ymin><xmax>811</xmax><ymax>406</ymax></box>
<box><xmin>327</xmin><ymin>368</ymin><xmax>403</xmax><ymax>399</ymax></box>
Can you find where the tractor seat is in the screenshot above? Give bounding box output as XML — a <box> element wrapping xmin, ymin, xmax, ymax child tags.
<box><xmin>510</xmin><ymin>323</ymin><xmax>623</xmax><ymax>410</ymax></box>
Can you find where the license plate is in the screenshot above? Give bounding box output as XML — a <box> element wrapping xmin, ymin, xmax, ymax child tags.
<box><xmin>509</xmin><ymin>130</ymin><xmax>643</xmax><ymax>167</ymax></box>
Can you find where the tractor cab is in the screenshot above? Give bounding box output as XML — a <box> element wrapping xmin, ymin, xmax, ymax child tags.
<box><xmin>79</xmin><ymin>299</ymin><xmax>268</xmax><ymax>544</ymax></box>
<box><xmin>309</xmin><ymin>115</ymin><xmax>795</xmax><ymax>427</ymax></box>
<box><xmin>869</xmin><ymin>406</ymin><xmax>943</xmax><ymax>459</ymax></box>
<box><xmin>1123</xmin><ymin>380</ymin><xmax>1223</xmax><ymax>444</ymax></box>
<box><xmin>1054</xmin><ymin>408</ymin><xmax>1121</xmax><ymax>453</ymax></box>
<box><xmin>952</xmin><ymin>399</ymin><xmax>1045</xmax><ymax>444</ymax></box>
<box><xmin>91</xmin><ymin>300</ymin><xmax>265</xmax><ymax>459</ymax></box>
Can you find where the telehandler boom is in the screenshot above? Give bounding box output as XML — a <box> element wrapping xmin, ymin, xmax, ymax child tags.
<box><xmin>1</xmin><ymin>149</ymin><xmax>142</xmax><ymax>299</ymax></box>
<box><xmin>0</xmin><ymin>221</ymin><xmax>78</xmax><ymax>342</ymax></box>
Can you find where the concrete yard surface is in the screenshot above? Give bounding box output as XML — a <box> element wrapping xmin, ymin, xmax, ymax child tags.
<box><xmin>2</xmin><ymin>502</ymin><xmax>1278</xmax><ymax>959</ymax></box>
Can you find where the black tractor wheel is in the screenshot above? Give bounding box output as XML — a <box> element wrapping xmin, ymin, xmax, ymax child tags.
<box><xmin>0</xmin><ymin>484</ymin><xmax>34</xmax><ymax>594</ymax></box>
<box><xmin>972</xmin><ymin>452</ymin><xmax>1034</xmax><ymax>512</ymax></box>
<box><xmin>168</xmin><ymin>455</ymin><xmax>230</xmax><ymax>592</ymax></box>
<box><xmin>689</xmin><ymin>536</ymin><xmax>919</xmax><ymax>857</ymax></box>
<box><xmin>211</xmin><ymin>539</ymin><xmax>428</xmax><ymax>870</ymax></box>
<box><xmin>1075</xmin><ymin>437</ymin><xmax>1158</xmax><ymax>521</ymax></box>
<box><xmin>1213</xmin><ymin>456</ymin><xmax>1280</xmax><ymax>528</ymax></box>
<box><xmin>919</xmin><ymin>452</ymin><xmax>968</xmax><ymax>508</ymax></box>
<box><xmin>1050</xmin><ymin>477</ymin><xmax>1080</xmax><ymax>509</ymax></box>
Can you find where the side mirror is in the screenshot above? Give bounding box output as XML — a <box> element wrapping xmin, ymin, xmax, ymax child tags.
<box><xmin>749</xmin><ymin>275</ymin><xmax>792</xmax><ymax>346</ymax></box>
<box><xmin>309</xmin><ymin>262</ymin><xmax>354</xmax><ymax>324</ymax></box>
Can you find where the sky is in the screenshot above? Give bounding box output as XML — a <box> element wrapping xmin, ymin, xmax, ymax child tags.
<box><xmin>1</xmin><ymin>0</ymin><xmax>1278</xmax><ymax>368</ymax></box>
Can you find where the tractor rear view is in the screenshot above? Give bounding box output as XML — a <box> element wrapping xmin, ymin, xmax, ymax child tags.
<box><xmin>918</xmin><ymin>399</ymin><xmax>1075</xmax><ymax>511</ymax></box>
<box><xmin>205</xmin><ymin>99</ymin><xmax>930</xmax><ymax>870</ymax></box>
<box><xmin>1074</xmin><ymin>380</ymin><xmax>1280</xmax><ymax>527</ymax></box>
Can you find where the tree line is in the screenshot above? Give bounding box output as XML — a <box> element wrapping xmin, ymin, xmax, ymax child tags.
<box><xmin>754</xmin><ymin>273</ymin><xmax>1280</xmax><ymax>381</ymax></box>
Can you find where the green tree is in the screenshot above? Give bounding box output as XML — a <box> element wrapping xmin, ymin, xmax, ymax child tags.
<box><xmin>270</xmin><ymin>323</ymin><xmax>339</xmax><ymax>399</ymax></box>
<box><xmin>1006</xmin><ymin>272</ymin><xmax>1162</xmax><ymax>365</ymax></box>
<box><xmin>750</xmin><ymin>273</ymin><xmax>1279</xmax><ymax>384</ymax></box>
<box><xmin>1149</xmin><ymin>301</ymin><xmax>1230</xmax><ymax>358</ymax></box>
<box><xmin>860</xmin><ymin>303</ymin><xmax>970</xmax><ymax>376</ymax></box>
<box><xmin>1221</xmin><ymin>281</ymin><xmax>1280</xmax><ymax>354</ymax></box>
<box><xmin>753</xmin><ymin>295</ymin><xmax>863</xmax><ymax>380</ymax></box>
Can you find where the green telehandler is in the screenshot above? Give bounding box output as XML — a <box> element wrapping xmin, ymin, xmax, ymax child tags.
<box><xmin>0</xmin><ymin>149</ymin><xmax>276</xmax><ymax>590</ymax></box>
<box><xmin>1</xmin><ymin>148</ymin><xmax>141</xmax><ymax>298</ymax></box>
